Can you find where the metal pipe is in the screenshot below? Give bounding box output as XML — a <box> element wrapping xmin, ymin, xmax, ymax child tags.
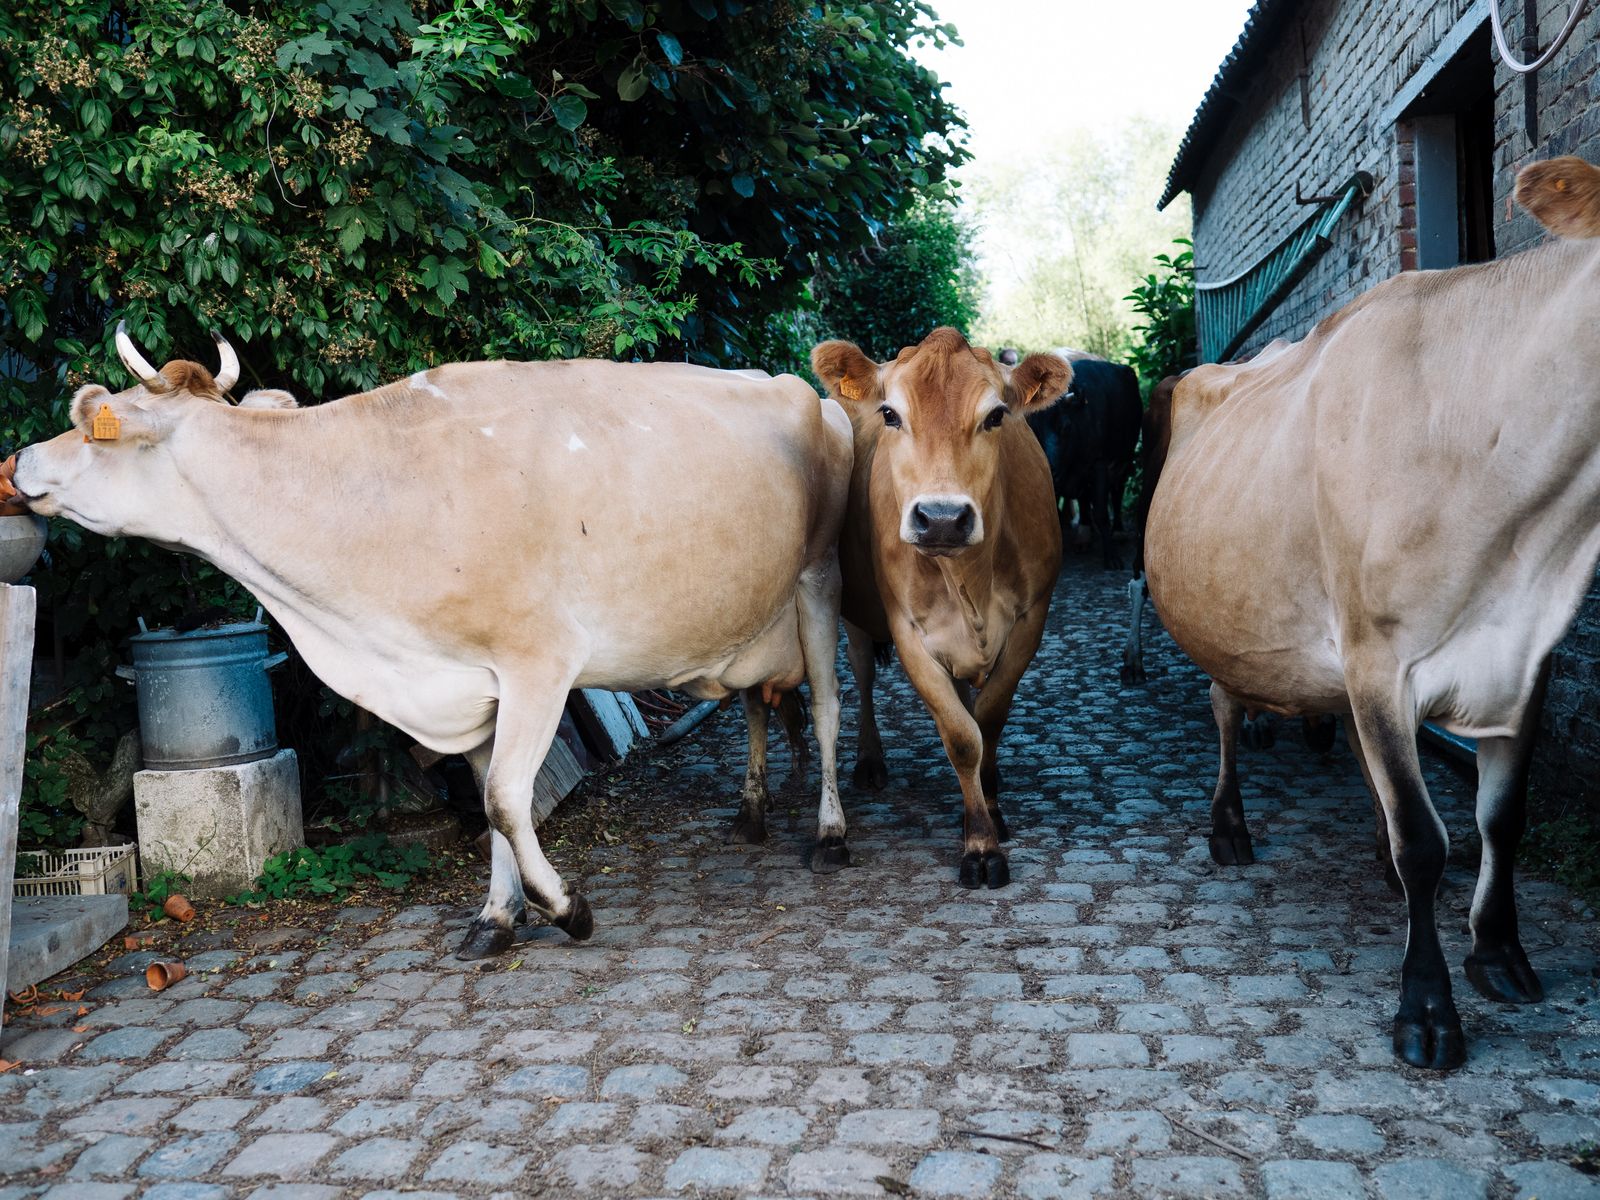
<box><xmin>655</xmin><ymin>700</ymin><xmax>719</xmax><ymax>747</ymax></box>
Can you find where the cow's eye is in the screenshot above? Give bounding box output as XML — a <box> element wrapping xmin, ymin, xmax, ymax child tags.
<box><xmin>982</xmin><ymin>406</ymin><xmax>1007</xmax><ymax>431</ymax></box>
<box><xmin>879</xmin><ymin>405</ymin><xmax>902</xmax><ymax>429</ymax></box>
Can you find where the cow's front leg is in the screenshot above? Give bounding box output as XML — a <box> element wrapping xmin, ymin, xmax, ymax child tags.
<box><xmin>798</xmin><ymin>558</ymin><xmax>848</xmax><ymax>873</ymax></box>
<box><xmin>1345</xmin><ymin>721</ymin><xmax>1403</xmax><ymax>894</ymax></box>
<box><xmin>1465</xmin><ymin>660</ymin><xmax>1549</xmax><ymax>1005</ymax></box>
<box><xmin>459</xmin><ymin>740</ymin><xmax>527</xmax><ymax>960</ymax></box>
<box><xmin>892</xmin><ymin>619</ymin><xmax>1005</xmax><ymax>889</ymax></box>
<box><xmin>1208</xmin><ymin>683</ymin><xmax>1254</xmax><ymax>865</ymax></box>
<box><xmin>844</xmin><ymin>621</ymin><xmax>888</xmax><ymax>791</ymax></box>
<box><xmin>975</xmin><ymin>598</ymin><xmax>1051</xmax><ymax>846</ymax></box>
<box><xmin>459</xmin><ymin>666</ymin><xmax>592</xmax><ymax>960</ymax></box>
<box><xmin>1350</xmin><ymin>685</ymin><xmax>1463</xmax><ymax>1070</ymax></box>
<box><xmin>727</xmin><ymin>688</ymin><xmax>771</xmax><ymax>846</ymax></box>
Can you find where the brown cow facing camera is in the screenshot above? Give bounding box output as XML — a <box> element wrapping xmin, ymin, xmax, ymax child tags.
<box><xmin>813</xmin><ymin>328</ymin><xmax>1069</xmax><ymax>888</ymax></box>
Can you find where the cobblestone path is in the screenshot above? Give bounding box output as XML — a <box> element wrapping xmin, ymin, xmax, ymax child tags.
<box><xmin>4</xmin><ymin>557</ymin><xmax>1600</xmax><ymax>1199</ymax></box>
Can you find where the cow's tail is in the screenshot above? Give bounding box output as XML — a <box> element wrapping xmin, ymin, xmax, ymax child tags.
<box><xmin>775</xmin><ymin>686</ymin><xmax>810</xmax><ymax>740</ymax></box>
<box><xmin>873</xmin><ymin>641</ymin><xmax>894</xmax><ymax>668</ymax></box>
<box><xmin>1132</xmin><ymin>373</ymin><xmax>1180</xmax><ymax>581</ymax></box>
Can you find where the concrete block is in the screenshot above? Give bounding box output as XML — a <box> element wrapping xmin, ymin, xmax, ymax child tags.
<box><xmin>134</xmin><ymin>750</ymin><xmax>302</xmax><ymax>897</ymax></box>
<box><xmin>6</xmin><ymin>894</ymin><xmax>128</xmax><ymax>993</ymax></box>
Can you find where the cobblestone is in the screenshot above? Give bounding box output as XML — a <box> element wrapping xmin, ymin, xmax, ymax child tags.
<box><xmin>1</xmin><ymin>558</ymin><xmax>1596</xmax><ymax>1196</ymax></box>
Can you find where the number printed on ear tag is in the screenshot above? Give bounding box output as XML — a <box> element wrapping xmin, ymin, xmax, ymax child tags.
<box><xmin>839</xmin><ymin>378</ymin><xmax>863</xmax><ymax>401</ymax></box>
<box><xmin>91</xmin><ymin>404</ymin><xmax>121</xmax><ymax>441</ymax></box>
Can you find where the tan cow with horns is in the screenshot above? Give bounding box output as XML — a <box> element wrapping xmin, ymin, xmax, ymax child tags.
<box><xmin>0</xmin><ymin>326</ymin><xmax>854</xmax><ymax>957</ymax></box>
<box><xmin>813</xmin><ymin>328</ymin><xmax>1070</xmax><ymax>888</ymax></box>
<box><xmin>1139</xmin><ymin>157</ymin><xmax>1600</xmax><ymax>1070</ymax></box>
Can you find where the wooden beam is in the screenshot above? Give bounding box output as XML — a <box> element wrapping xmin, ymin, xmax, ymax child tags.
<box><xmin>0</xmin><ymin>584</ymin><xmax>38</xmax><ymax>1048</ymax></box>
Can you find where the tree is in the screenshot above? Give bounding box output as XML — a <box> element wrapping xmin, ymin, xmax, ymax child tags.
<box><xmin>967</xmin><ymin>118</ymin><xmax>1189</xmax><ymax>358</ymax></box>
<box><xmin>0</xmin><ymin>0</ymin><xmax>965</xmax><ymax>839</ymax></box>
<box><xmin>814</xmin><ymin>196</ymin><xmax>981</xmax><ymax>361</ymax></box>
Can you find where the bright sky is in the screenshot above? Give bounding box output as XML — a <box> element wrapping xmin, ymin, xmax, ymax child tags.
<box><xmin>917</xmin><ymin>0</ymin><xmax>1258</xmax><ymax>168</ymax></box>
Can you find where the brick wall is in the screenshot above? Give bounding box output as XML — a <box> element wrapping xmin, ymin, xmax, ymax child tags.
<box><xmin>1184</xmin><ymin>0</ymin><xmax>1600</xmax><ymax>814</ymax></box>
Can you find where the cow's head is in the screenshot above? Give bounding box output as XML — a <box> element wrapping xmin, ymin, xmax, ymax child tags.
<box><xmin>0</xmin><ymin>323</ymin><xmax>294</xmax><ymax>537</ymax></box>
<box><xmin>813</xmin><ymin>327</ymin><xmax>1070</xmax><ymax>557</ymax></box>
<box><xmin>1516</xmin><ymin>156</ymin><xmax>1600</xmax><ymax>238</ymax></box>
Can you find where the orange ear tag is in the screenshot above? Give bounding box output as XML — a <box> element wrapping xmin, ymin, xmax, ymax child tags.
<box><xmin>838</xmin><ymin>378</ymin><xmax>864</xmax><ymax>401</ymax></box>
<box><xmin>91</xmin><ymin>404</ymin><xmax>121</xmax><ymax>441</ymax></box>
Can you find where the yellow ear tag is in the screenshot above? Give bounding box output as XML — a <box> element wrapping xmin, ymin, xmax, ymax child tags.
<box><xmin>91</xmin><ymin>404</ymin><xmax>121</xmax><ymax>441</ymax></box>
<box><xmin>838</xmin><ymin>377</ymin><xmax>864</xmax><ymax>401</ymax></box>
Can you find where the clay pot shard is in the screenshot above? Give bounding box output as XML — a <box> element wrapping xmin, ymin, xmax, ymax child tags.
<box><xmin>162</xmin><ymin>894</ymin><xmax>196</xmax><ymax>923</ymax></box>
<box><xmin>145</xmin><ymin>960</ymin><xmax>187</xmax><ymax>991</ymax></box>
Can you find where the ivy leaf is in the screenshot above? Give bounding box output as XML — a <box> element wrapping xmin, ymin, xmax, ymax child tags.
<box><xmin>656</xmin><ymin>31</ymin><xmax>683</xmax><ymax>66</ymax></box>
<box><xmin>730</xmin><ymin>173</ymin><xmax>755</xmax><ymax>198</ymax></box>
<box><xmin>551</xmin><ymin>94</ymin><xmax>588</xmax><ymax>130</ymax></box>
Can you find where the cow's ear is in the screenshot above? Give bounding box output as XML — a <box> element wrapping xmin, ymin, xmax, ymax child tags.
<box><xmin>69</xmin><ymin>385</ymin><xmax>160</xmax><ymax>444</ymax></box>
<box><xmin>238</xmin><ymin>388</ymin><xmax>299</xmax><ymax>410</ymax></box>
<box><xmin>1007</xmin><ymin>353</ymin><xmax>1073</xmax><ymax>413</ymax></box>
<box><xmin>1517</xmin><ymin>156</ymin><xmax>1600</xmax><ymax>238</ymax></box>
<box><xmin>811</xmin><ymin>340</ymin><xmax>881</xmax><ymax>409</ymax></box>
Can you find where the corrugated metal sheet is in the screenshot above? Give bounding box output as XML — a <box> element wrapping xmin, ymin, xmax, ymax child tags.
<box><xmin>1158</xmin><ymin>0</ymin><xmax>1297</xmax><ymax>211</ymax></box>
<box><xmin>1194</xmin><ymin>172</ymin><xmax>1372</xmax><ymax>362</ymax></box>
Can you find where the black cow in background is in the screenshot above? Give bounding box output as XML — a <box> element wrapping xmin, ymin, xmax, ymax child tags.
<box><xmin>1027</xmin><ymin>357</ymin><xmax>1142</xmax><ymax>569</ymax></box>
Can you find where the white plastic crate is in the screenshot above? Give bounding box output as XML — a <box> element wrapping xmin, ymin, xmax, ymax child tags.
<box><xmin>11</xmin><ymin>844</ymin><xmax>138</xmax><ymax>897</ymax></box>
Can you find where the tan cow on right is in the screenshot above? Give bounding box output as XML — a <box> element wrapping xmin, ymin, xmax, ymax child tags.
<box><xmin>813</xmin><ymin>328</ymin><xmax>1070</xmax><ymax>888</ymax></box>
<box><xmin>1141</xmin><ymin>157</ymin><xmax>1600</xmax><ymax>1071</ymax></box>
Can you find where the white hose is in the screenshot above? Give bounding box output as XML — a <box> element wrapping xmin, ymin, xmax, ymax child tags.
<box><xmin>1490</xmin><ymin>0</ymin><xmax>1589</xmax><ymax>74</ymax></box>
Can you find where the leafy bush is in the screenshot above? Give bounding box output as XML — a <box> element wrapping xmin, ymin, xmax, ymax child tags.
<box><xmin>232</xmin><ymin>834</ymin><xmax>434</xmax><ymax>902</ymax></box>
<box><xmin>0</xmin><ymin>0</ymin><xmax>964</xmax><ymax>822</ymax></box>
<box><xmin>814</xmin><ymin>196</ymin><xmax>981</xmax><ymax>361</ymax></box>
<box><xmin>131</xmin><ymin>867</ymin><xmax>191</xmax><ymax>922</ymax></box>
<box><xmin>1126</xmin><ymin>239</ymin><xmax>1196</xmax><ymax>394</ymax></box>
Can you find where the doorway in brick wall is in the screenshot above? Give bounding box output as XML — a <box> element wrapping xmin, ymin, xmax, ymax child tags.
<box><xmin>1400</xmin><ymin>23</ymin><xmax>1497</xmax><ymax>269</ymax></box>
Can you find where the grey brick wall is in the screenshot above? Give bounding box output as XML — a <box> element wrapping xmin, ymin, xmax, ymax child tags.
<box><xmin>1184</xmin><ymin>0</ymin><xmax>1599</xmax><ymax>813</ymax></box>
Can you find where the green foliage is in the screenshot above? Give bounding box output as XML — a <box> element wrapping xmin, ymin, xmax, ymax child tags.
<box><xmin>1523</xmin><ymin>810</ymin><xmax>1600</xmax><ymax>905</ymax></box>
<box><xmin>1126</xmin><ymin>239</ymin><xmax>1197</xmax><ymax>394</ymax></box>
<box><xmin>17</xmin><ymin>723</ymin><xmax>88</xmax><ymax>847</ymax></box>
<box><xmin>971</xmin><ymin>119</ymin><xmax>1188</xmax><ymax>358</ymax></box>
<box><xmin>232</xmin><ymin>834</ymin><xmax>434</xmax><ymax>902</ymax></box>
<box><xmin>131</xmin><ymin>868</ymin><xmax>191</xmax><ymax>922</ymax></box>
<box><xmin>0</xmin><ymin>0</ymin><xmax>964</xmax><ymax>813</ymax></box>
<box><xmin>815</xmin><ymin>197</ymin><xmax>981</xmax><ymax>362</ymax></box>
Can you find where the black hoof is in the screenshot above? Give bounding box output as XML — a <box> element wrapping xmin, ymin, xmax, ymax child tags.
<box><xmin>552</xmin><ymin>893</ymin><xmax>595</xmax><ymax>942</ymax></box>
<box><xmin>1209</xmin><ymin>832</ymin><xmax>1254</xmax><ymax>866</ymax></box>
<box><xmin>810</xmin><ymin>835</ymin><xmax>850</xmax><ymax>874</ymax></box>
<box><xmin>1120</xmin><ymin>661</ymin><xmax>1147</xmax><ymax>686</ymax></box>
<box><xmin>1465</xmin><ymin>947</ymin><xmax>1545</xmax><ymax>1004</ymax></box>
<box><xmin>852</xmin><ymin>756</ymin><xmax>888</xmax><ymax>790</ymax></box>
<box><xmin>1303</xmin><ymin>716</ymin><xmax>1337</xmax><ymax>753</ymax></box>
<box><xmin>726</xmin><ymin>808</ymin><xmax>768</xmax><ymax>846</ymax></box>
<box><xmin>456</xmin><ymin>918</ymin><xmax>515</xmax><ymax>960</ymax></box>
<box><xmin>1392</xmin><ymin>1005</ymin><xmax>1466</xmax><ymax>1070</ymax></box>
<box><xmin>958</xmin><ymin>849</ymin><xmax>1010</xmax><ymax>889</ymax></box>
<box><xmin>1240</xmin><ymin>717</ymin><xmax>1276</xmax><ymax>751</ymax></box>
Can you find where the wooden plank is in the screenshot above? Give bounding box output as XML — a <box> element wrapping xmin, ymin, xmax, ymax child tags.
<box><xmin>572</xmin><ymin>688</ymin><xmax>638</xmax><ymax>761</ymax></box>
<box><xmin>0</xmin><ymin>584</ymin><xmax>38</xmax><ymax>1048</ymax></box>
<box><xmin>530</xmin><ymin>735</ymin><xmax>584</xmax><ymax>826</ymax></box>
<box><xmin>614</xmin><ymin>692</ymin><xmax>650</xmax><ymax>742</ymax></box>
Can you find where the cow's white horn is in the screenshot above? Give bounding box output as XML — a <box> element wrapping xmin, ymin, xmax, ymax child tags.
<box><xmin>212</xmin><ymin>331</ymin><xmax>240</xmax><ymax>392</ymax></box>
<box><xmin>114</xmin><ymin>320</ymin><xmax>163</xmax><ymax>386</ymax></box>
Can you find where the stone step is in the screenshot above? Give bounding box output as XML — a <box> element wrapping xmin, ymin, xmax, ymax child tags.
<box><xmin>5</xmin><ymin>893</ymin><xmax>128</xmax><ymax>994</ymax></box>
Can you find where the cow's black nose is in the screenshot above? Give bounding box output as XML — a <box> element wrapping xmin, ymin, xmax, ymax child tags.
<box><xmin>911</xmin><ymin>499</ymin><xmax>976</xmax><ymax>545</ymax></box>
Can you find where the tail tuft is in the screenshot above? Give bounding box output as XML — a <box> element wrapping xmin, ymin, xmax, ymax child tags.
<box><xmin>873</xmin><ymin>641</ymin><xmax>894</xmax><ymax>668</ymax></box>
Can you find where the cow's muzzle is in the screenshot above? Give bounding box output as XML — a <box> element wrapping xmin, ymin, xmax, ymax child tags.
<box><xmin>903</xmin><ymin>496</ymin><xmax>980</xmax><ymax>555</ymax></box>
<box><xmin>0</xmin><ymin>454</ymin><xmax>30</xmax><ymax>517</ymax></box>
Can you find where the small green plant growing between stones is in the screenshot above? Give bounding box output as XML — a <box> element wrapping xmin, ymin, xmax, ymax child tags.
<box><xmin>231</xmin><ymin>835</ymin><xmax>433</xmax><ymax>903</ymax></box>
<box><xmin>131</xmin><ymin>869</ymin><xmax>192</xmax><ymax>922</ymax></box>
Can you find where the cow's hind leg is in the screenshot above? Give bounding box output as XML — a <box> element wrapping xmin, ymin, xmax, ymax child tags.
<box><xmin>798</xmin><ymin>559</ymin><xmax>848</xmax><ymax>872</ymax></box>
<box><xmin>1465</xmin><ymin>661</ymin><xmax>1549</xmax><ymax>1004</ymax></box>
<box><xmin>727</xmin><ymin>688</ymin><xmax>771</xmax><ymax>846</ymax></box>
<box><xmin>1346</xmin><ymin>721</ymin><xmax>1403</xmax><ymax>894</ymax></box>
<box><xmin>1120</xmin><ymin>577</ymin><xmax>1148</xmax><ymax>686</ymax></box>
<box><xmin>459</xmin><ymin>740</ymin><xmax>526</xmax><ymax>960</ymax></box>
<box><xmin>1208</xmin><ymin>683</ymin><xmax>1254</xmax><ymax>866</ymax></box>
<box><xmin>845</xmin><ymin>621</ymin><xmax>888</xmax><ymax>791</ymax></box>
<box><xmin>1350</xmin><ymin>686</ymin><xmax>1463</xmax><ymax>1070</ymax></box>
<box><xmin>468</xmin><ymin>665</ymin><xmax>594</xmax><ymax>955</ymax></box>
